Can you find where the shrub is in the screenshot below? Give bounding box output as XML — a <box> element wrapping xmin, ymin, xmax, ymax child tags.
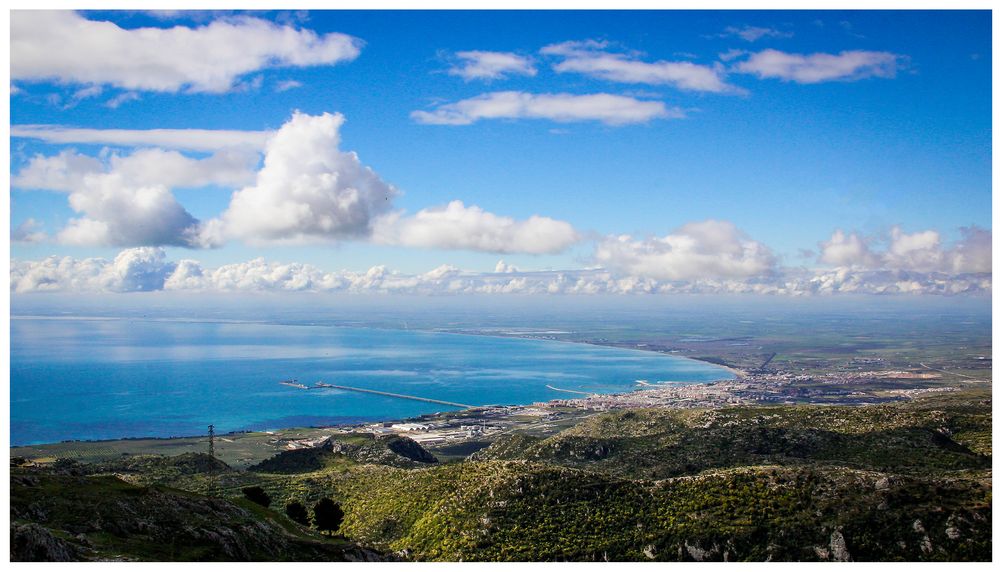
<box><xmin>313</xmin><ymin>497</ymin><xmax>345</xmax><ymax>535</ymax></box>
<box><xmin>285</xmin><ymin>500</ymin><xmax>310</xmax><ymax>526</ymax></box>
<box><xmin>241</xmin><ymin>486</ymin><xmax>271</xmax><ymax>508</ymax></box>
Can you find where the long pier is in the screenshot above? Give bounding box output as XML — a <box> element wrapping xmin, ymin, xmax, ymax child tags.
<box><xmin>306</xmin><ymin>382</ymin><xmax>474</xmax><ymax>409</ymax></box>
<box><xmin>545</xmin><ymin>384</ymin><xmax>598</xmax><ymax>397</ymax></box>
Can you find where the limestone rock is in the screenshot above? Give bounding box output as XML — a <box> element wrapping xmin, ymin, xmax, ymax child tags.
<box><xmin>11</xmin><ymin>523</ymin><xmax>81</xmax><ymax>562</ymax></box>
<box><xmin>829</xmin><ymin>530</ymin><xmax>851</xmax><ymax>562</ymax></box>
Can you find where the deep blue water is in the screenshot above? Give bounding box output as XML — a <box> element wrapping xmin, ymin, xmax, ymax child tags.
<box><xmin>10</xmin><ymin>317</ymin><xmax>732</xmax><ymax>445</ymax></box>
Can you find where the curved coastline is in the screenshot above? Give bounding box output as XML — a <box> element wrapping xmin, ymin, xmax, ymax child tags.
<box><xmin>11</xmin><ymin>317</ymin><xmax>736</xmax><ymax>447</ymax></box>
<box><xmin>569</xmin><ymin>340</ymin><xmax>746</xmax><ymax>379</ymax></box>
<box><xmin>415</xmin><ymin>327</ymin><xmax>739</xmax><ymax>379</ymax></box>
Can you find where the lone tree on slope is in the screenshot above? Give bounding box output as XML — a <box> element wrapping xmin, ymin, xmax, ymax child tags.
<box><xmin>313</xmin><ymin>498</ymin><xmax>345</xmax><ymax>535</ymax></box>
<box><xmin>241</xmin><ymin>486</ymin><xmax>271</xmax><ymax>508</ymax></box>
<box><xmin>285</xmin><ymin>500</ymin><xmax>310</xmax><ymax>526</ymax></box>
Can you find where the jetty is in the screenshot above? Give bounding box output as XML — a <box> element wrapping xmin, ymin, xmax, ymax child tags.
<box><xmin>545</xmin><ymin>384</ymin><xmax>598</xmax><ymax>397</ymax></box>
<box><xmin>279</xmin><ymin>380</ymin><xmax>473</xmax><ymax>409</ymax></box>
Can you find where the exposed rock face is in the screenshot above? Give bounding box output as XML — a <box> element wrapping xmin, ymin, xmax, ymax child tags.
<box><xmin>11</xmin><ymin>523</ymin><xmax>80</xmax><ymax>562</ymax></box>
<box><xmin>325</xmin><ymin>434</ymin><xmax>438</xmax><ymax>466</ymax></box>
<box><xmin>248</xmin><ymin>434</ymin><xmax>437</xmax><ymax>474</ymax></box>
<box><xmin>381</xmin><ymin>435</ymin><xmax>438</xmax><ymax>464</ymax></box>
<box><xmin>829</xmin><ymin>531</ymin><xmax>851</xmax><ymax>562</ymax></box>
<box><xmin>944</xmin><ymin>515</ymin><xmax>963</xmax><ymax>540</ymax></box>
<box><xmin>920</xmin><ymin>536</ymin><xmax>934</xmax><ymax>554</ymax></box>
<box><xmin>910</xmin><ymin>519</ymin><xmax>934</xmax><ymax>554</ymax></box>
<box><xmin>683</xmin><ymin>541</ymin><xmax>718</xmax><ymax>561</ymax></box>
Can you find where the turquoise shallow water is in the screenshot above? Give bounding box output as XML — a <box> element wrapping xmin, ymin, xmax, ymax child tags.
<box><xmin>10</xmin><ymin>317</ymin><xmax>732</xmax><ymax>445</ymax></box>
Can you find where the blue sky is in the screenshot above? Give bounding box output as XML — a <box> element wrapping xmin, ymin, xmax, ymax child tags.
<box><xmin>8</xmin><ymin>10</ymin><xmax>992</xmax><ymax>296</ymax></box>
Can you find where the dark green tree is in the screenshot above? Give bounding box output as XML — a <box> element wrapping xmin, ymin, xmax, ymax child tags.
<box><xmin>241</xmin><ymin>486</ymin><xmax>271</xmax><ymax>508</ymax></box>
<box><xmin>313</xmin><ymin>497</ymin><xmax>345</xmax><ymax>535</ymax></box>
<box><xmin>285</xmin><ymin>500</ymin><xmax>310</xmax><ymax>526</ymax></box>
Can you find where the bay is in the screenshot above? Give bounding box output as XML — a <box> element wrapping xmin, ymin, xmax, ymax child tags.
<box><xmin>10</xmin><ymin>317</ymin><xmax>732</xmax><ymax>445</ymax></box>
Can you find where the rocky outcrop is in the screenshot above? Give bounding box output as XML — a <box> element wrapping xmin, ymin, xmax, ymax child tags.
<box><xmin>10</xmin><ymin>523</ymin><xmax>81</xmax><ymax>562</ymax></box>
<box><xmin>380</xmin><ymin>435</ymin><xmax>438</xmax><ymax>464</ymax></box>
<box><xmin>683</xmin><ymin>540</ymin><xmax>720</xmax><ymax>562</ymax></box>
<box><xmin>249</xmin><ymin>434</ymin><xmax>436</xmax><ymax>474</ymax></box>
<box><xmin>829</xmin><ymin>530</ymin><xmax>852</xmax><ymax>562</ymax></box>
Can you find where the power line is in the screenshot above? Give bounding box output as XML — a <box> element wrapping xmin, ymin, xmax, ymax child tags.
<box><xmin>207</xmin><ymin>424</ymin><xmax>216</xmax><ymax>460</ymax></box>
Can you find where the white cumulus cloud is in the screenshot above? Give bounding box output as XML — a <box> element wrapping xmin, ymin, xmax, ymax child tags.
<box><xmin>448</xmin><ymin>50</ymin><xmax>537</xmax><ymax>81</ymax></box>
<box><xmin>495</xmin><ymin>260</ymin><xmax>520</xmax><ymax>273</ymax></box>
<box><xmin>373</xmin><ymin>200</ymin><xmax>580</xmax><ymax>254</ymax></box>
<box><xmin>57</xmin><ymin>174</ymin><xmax>203</xmax><ymax>247</ymax></box>
<box><xmin>201</xmin><ymin>258</ymin><xmax>345</xmax><ymax>292</ymax></box>
<box><xmin>11</xmin><ymin>11</ymin><xmax>362</xmax><ymax>93</ymax></box>
<box><xmin>734</xmin><ymin>49</ymin><xmax>902</xmax><ymax>83</ymax></box>
<box><xmin>13</xmin><ymin>150</ymin><xmax>104</xmax><ymax>192</ymax></box>
<box><xmin>14</xmin><ymin>112</ymin><xmax>583</xmax><ymax>254</ymax></box>
<box><xmin>541</xmin><ymin>40</ymin><xmax>738</xmax><ymax>93</ymax></box>
<box><xmin>199</xmin><ymin>111</ymin><xmax>398</xmax><ymax>246</ymax></box>
<box><xmin>883</xmin><ymin>227</ymin><xmax>946</xmax><ymax>272</ymax></box>
<box><xmin>411</xmin><ymin>91</ymin><xmax>681</xmax><ymax>125</ymax></box>
<box><xmin>10</xmin><ymin>247</ymin><xmax>177</xmax><ymax>293</ymax></box>
<box><xmin>13</xmin><ymin>147</ymin><xmax>261</xmax><ymax>248</ymax></box>
<box><xmin>594</xmin><ymin>220</ymin><xmax>777</xmax><ymax>281</ymax></box>
<box><xmin>793</xmin><ymin>268</ymin><xmax>991</xmax><ymax>296</ymax></box>
<box><xmin>945</xmin><ymin>226</ymin><xmax>992</xmax><ymax>274</ymax></box>
<box><xmin>818</xmin><ymin>229</ymin><xmax>881</xmax><ymax>268</ymax></box>
<box><xmin>9</xmin><ymin>245</ymin><xmax>992</xmax><ymax>297</ymax></box>
<box><xmin>14</xmin><ymin>148</ymin><xmax>259</xmax><ymax>192</ymax></box>
<box><xmin>818</xmin><ymin>226</ymin><xmax>991</xmax><ymax>274</ymax></box>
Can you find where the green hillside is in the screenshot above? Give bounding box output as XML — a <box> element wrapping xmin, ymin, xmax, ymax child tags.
<box><xmin>472</xmin><ymin>398</ymin><xmax>992</xmax><ymax>478</ymax></box>
<box><xmin>11</xmin><ymin>392</ymin><xmax>992</xmax><ymax>561</ymax></box>
<box><xmin>9</xmin><ymin>470</ymin><xmax>386</xmax><ymax>561</ymax></box>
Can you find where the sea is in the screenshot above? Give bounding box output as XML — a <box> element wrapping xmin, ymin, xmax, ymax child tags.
<box><xmin>10</xmin><ymin>316</ymin><xmax>733</xmax><ymax>446</ymax></box>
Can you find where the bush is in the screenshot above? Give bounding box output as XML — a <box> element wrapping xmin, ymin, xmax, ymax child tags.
<box><xmin>313</xmin><ymin>497</ymin><xmax>345</xmax><ymax>535</ymax></box>
<box><xmin>285</xmin><ymin>500</ymin><xmax>310</xmax><ymax>526</ymax></box>
<box><xmin>241</xmin><ymin>486</ymin><xmax>271</xmax><ymax>508</ymax></box>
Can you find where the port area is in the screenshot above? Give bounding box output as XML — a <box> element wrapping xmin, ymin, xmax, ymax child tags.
<box><xmin>256</xmin><ymin>404</ymin><xmax>589</xmax><ymax>463</ymax></box>
<box><xmin>8</xmin><ymin>404</ymin><xmax>585</xmax><ymax>468</ymax></box>
<box><xmin>270</xmin><ymin>381</ymin><xmax>598</xmax><ymax>454</ymax></box>
<box><xmin>275</xmin><ymin>379</ymin><xmax>570</xmax><ymax>456</ymax></box>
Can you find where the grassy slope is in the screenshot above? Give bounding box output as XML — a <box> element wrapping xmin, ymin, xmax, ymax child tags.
<box><xmin>12</xmin><ymin>392</ymin><xmax>992</xmax><ymax>562</ymax></box>
<box><xmin>250</xmin><ymin>460</ymin><xmax>989</xmax><ymax>561</ymax></box>
<box><xmin>472</xmin><ymin>392</ymin><xmax>992</xmax><ymax>479</ymax></box>
<box><xmin>230</xmin><ymin>393</ymin><xmax>993</xmax><ymax>561</ymax></box>
<box><xmin>9</xmin><ymin>470</ymin><xmax>381</xmax><ymax>561</ymax></box>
